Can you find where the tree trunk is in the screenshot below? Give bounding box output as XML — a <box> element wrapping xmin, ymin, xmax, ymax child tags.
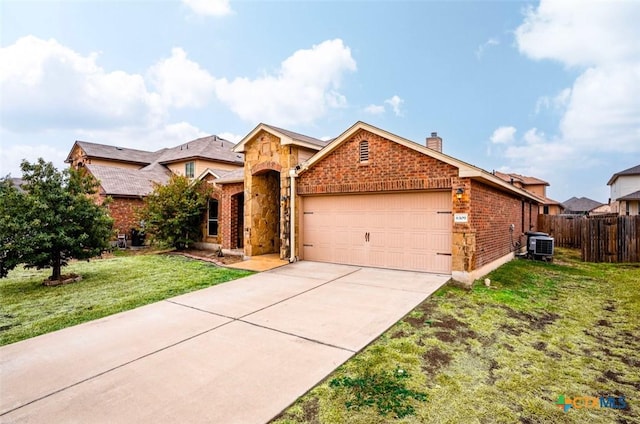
<box><xmin>51</xmin><ymin>251</ymin><xmax>62</xmax><ymax>281</ymax></box>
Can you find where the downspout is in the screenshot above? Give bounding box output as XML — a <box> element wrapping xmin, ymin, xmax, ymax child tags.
<box><xmin>289</xmin><ymin>168</ymin><xmax>298</xmax><ymax>263</ymax></box>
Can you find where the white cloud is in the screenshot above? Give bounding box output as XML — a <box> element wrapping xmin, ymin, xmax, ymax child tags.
<box><xmin>0</xmin><ymin>143</ymin><xmax>68</xmax><ymax>178</ymax></box>
<box><xmin>214</xmin><ymin>39</ymin><xmax>356</xmax><ymax>126</ymax></box>
<box><xmin>148</xmin><ymin>47</ymin><xmax>216</xmax><ymax>109</ymax></box>
<box><xmin>488</xmin><ymin>0</ymin><xmax>640</xmax><ymax>199</ymax></box>
<box><xmin>384</xmin><ymin>95</ymin><xmax>404</xmax><ymax>117</ymax></box>
<box><xmin>364</xmin><ymin>104</ymin><xmax>385</xmax><ymax>115</ymax></box>
<box><xmin>182</xmin><ymin>0</ymin><xmax>233</xmax><ymax>17</ymax></box>
<box><xmin>490</xmin><ymin>126</ymin><xmax>516</xmax><ymax>144</ymax></box>
<box><xmin>475</xmin><ymin>37</ymin><xmax>500</xmax><ymax>59</ymax></box>
<box><xmin>0</xmin><ymin>36</ymin><xmax>154</xmax><ymax>132</ymax></box>
<box><xmin>0</xmin><ymin>36</ymin><xmax>219</xmax><ymax>135</ymax></box>
<box><xmin>516</xmin><ymin>1</ymin><xmax>640</xmax><ymax>67</ymax></box>
<box><xmin>522</xmin><ymin>128</ymin><xmax>546</xmax><ymax>145</ymax></box>
<box><xmin>217</xmin><ymin>132</ymin><xmax>243</xmax><ymax>144</ymax></box>
<box><xmin>515</xmin><ymin>1</ymin><xmax>640</xmax><ymax>153</ymax></box>
<box><xmin>535</xmin><ymin>87</ymin><xmax>571</xmax><ymax>114</ymax></box>
<box><xmin>559</xmin><ymin>65</ymin><xmax>640</xmax><ymax>152</ymax></box>
<box><xmin>499</xmin><ymin>0</ymin><xmax>640</xmax><ymax>188</ymax></box>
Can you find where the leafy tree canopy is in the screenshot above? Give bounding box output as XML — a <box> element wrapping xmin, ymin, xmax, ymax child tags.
<box><xmin>0</xmin><ymin>159</ymin><xmax>113</xmax><ymax>280</ymax></box>
<box><xmin>138</xmin><ymin>175</ymin><xmax>213</xmax><ymax>250</ymax></box>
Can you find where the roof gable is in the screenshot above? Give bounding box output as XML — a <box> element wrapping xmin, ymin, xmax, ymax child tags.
<box><xmin>298</xmin><ymin>121</ymin><xmax>541</xmax><ymax>202</ymax></box>
<box><xmin>66</xmin><ymin>141</ymin><xmax>159</xmax><ymax>165</ymax></box>
<box><xmin>232</xmin><ymin>123</ymin><xmax>329</xmax><ymax>153</ymax></box>
<box><xmin>562</xmin><ymin>196</ymin><xmax>603</xmax><ymax>212</ymax></box>
<box><xmin>608</xmin><ymin>163</ymin><xmax>640</xmax><ymax>185</ymax></box>
<box><xmin>156</xmin><ymin>135</ymin><xmax>244</xmax><ymax>165</ymax></box>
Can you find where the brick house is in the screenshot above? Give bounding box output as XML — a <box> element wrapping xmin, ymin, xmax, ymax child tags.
<box><xmin>229</xmin><ymin>121</ymin><xmax>541</xmax><ymax>284</ymax></box>
<box><xmin>65</xmin><ymin>137</ymin><xmax>244</xmax><ymax>241</ymax></box>
<box><xmin>494</xmin><ymin>171</ymin><xmax>564</xmax><ymax>215</ymax></box>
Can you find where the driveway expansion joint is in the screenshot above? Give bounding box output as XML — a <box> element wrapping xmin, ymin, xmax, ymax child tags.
<box><xmin>238</xmin><ymin>319</ymin><xmax>356</xmax><ymax>353</ymax></box>
<box><xmin>0</xmin><ymin>319</ymin><xmax>234</xmax><ymax>417</ymax></box>
<box><xmin>238</xmin><ymin>267</ymin><xmax>363</xmax><ymax>320</ymax></box>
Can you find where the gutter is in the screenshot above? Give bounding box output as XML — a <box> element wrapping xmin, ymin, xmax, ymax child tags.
<box><xmin>289</xmin><ymin>168</ymin><xmax>298</xmax><ymax>263</ymax></box>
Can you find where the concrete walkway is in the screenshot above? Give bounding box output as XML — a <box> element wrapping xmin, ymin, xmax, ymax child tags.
<box><xmin>225</xmin><ymin>253</ymin><xmax>289</xmax><ymax>272</ymax></box>
<box><xmin>0</xmin><ymin>261</ymin><xmax>449</xmax><ymax>424</ymax></box>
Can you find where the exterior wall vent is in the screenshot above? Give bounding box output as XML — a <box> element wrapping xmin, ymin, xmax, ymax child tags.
<box><xmin>359</xmin><ymin>140</ymin><xmax>369</xmax><ymax>162</ymax></box>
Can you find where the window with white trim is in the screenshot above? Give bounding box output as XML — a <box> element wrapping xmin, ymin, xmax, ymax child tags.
<box><xmin>185</xmin><ymin>161</ymin><xmax>195</xmax><ymax>178</ymax></box>
<box><xmin>208</xmin><ymin>199</ymin><xmax>219</xmax><ymax>236</ymax></box>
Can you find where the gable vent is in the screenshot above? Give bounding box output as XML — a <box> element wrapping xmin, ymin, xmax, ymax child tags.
<box><xmin>359</xmin><ymin>140</ymin><xmax>369</xmax><ymax>162</ymax></box>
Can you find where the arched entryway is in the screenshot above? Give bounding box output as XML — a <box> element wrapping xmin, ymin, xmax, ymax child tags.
<box><xmin>248</xmin><ymin>169</ymin><xmax>280</xmax><ymax>255</ymax></box>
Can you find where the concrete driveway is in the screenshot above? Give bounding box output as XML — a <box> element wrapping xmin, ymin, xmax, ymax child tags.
<box><xmin>0</xmin><ymin>261</ymin><xmax>449</xmax><ymax>424</ymax></box>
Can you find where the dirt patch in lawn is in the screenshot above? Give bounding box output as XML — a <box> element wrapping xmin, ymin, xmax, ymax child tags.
<box><xmin>422</xmin><ymin>346</ymin><xmax>452</xmax><ymax>376</ymax></box>
<box><xmin>168</xmin><ymin>249</ymin><xmax>244</xmax><ymax>266</ymax></box>
<box><xmin>271</xmin><ymin>248</ymin><xmax>640</xmax><ymax>424</ymax></box>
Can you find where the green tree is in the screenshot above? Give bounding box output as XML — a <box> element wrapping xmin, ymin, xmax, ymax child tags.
<box><xmin>138</xmin><ymin>174</ymin><xmax>213</xmax><ymax>250</ymax></box>
<box><xmin>0</xmin><ymin>159</ymin><xmax>113</xmax><ymax>280</ymax></box>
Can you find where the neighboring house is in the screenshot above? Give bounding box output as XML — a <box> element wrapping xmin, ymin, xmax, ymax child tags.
<box><xmin>9</xmin><ymin>178</ymin><xmax>25</xmax><ymax>193</ymax></box>
<box><xmin>222</xmin><ymin>121</ymin><xmax>541</xmax><ymax>284</ymax></box>
<box><xmin>562</xmin><ymin>196</ymin><xmax>605</xmax><ymax>215</ymax></box>
<box><xmin>65</xmin><ymin>136</ymin><xmax>244</xmax><ymax>239</ymax></box>
<box><xmin>494</xmin><ymin>171</ymin><xmax>564</xmax><ymax>215</ymax></box>
<box><xmin>607</xmin><ymin>164</ymin><xmax>640</xmax><ymax>216</ymax></box>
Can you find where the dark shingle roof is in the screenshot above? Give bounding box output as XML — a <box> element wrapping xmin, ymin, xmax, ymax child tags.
<box><xmin>71</xmin><ymin>141</ymin><xmax>160</xmax><ymax>165</ymax></box>
<box><xmin>494</xmin><ymin>171</ymin><xmax>549</xmax><ymax>186</ymax></box>
<box><xmin>608</xmin><ymin>164</ymin><xmax>640</xmax><ymax>185</ymax></box>
<box><xmin>263</xmin><ymin>124</ymin><xmax>331</xmax><ymax>148</ymax></box>
<box><xmin>619</xmin><ymin>190</ymin><xmax>640</xmax><ymax>201</ymax></box>
<box><xmin>156</xmin><ymin>136</ymin><xmax>244</xmax><ymax>165</ymax></box>
<box><xmin>86</xmin><ymin>163</ymin><xmax>171</xmax><ymax>197</ymax></box>
<box><xmin>213</xmin><ymin>168</ymin><xmax>245</xmax><ymax>184</ymax></box>
<box><xmin>562</xmin><ymin>196</ymin><xmax>603</xmax><ymax>213</ymax></box>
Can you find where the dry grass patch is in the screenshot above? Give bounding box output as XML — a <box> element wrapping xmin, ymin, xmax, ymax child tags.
<box><xmin>272</xmin><ymin>248</ymin><xmax>639</xmax><ymax>423</ymax></box>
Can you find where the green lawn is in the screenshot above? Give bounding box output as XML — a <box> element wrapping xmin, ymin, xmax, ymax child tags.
<box><xmin>0</xmin><ymin>253</ymin><xmax>252</xmax><ymax>346</ymax></box>
<box><xmin>272</xmin><ymin>249</ymin><xmax>640</xmax><ymax>424</ymax></box>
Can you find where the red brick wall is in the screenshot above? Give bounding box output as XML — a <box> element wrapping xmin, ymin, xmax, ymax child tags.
<box><xmin>106</xmin><ymin>197</ymin><xmax>144</xmax><ymax>238</ymax></box>
<box><xmin>469</xmin><ymin>180</ymin><xmax>536</xmax><ymax>268</ymax></box>
<box><xmin>219</xmin><ymin>183</ymin><xmax>244</xmax><ymax>249</ymax></box>
<box><xmin>297</xmin><ymin>129</ymin><xmax>457</xmax><ymax>194</ymax></box>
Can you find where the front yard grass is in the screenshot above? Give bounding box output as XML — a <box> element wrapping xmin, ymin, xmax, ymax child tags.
<box><xmin>273</xmin><ymin>248</ymin><xmax>640</xmax><ymax>424</ymax></box>
<box><xmin>0</xmin><ymin>253</ymin><xmax>252</xmax><ymax>346</ymax></box>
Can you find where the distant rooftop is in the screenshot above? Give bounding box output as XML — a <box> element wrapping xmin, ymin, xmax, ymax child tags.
<box><xmin>607</xmin><ymin>164</ymin><xmax>640</xmax><ymax>185</ymax></box>
<box><xmin>156</xmin><ymin>135</ymin><xmax>243</xmax><ymax>165</ymax></box>
<box><xmin>86</xmin><ymin>163</ymin><xmax>171</xmax><ymax>197</ymax></box>
<box><xmin>562</xmin><ymin>196</ymin><xmax>603</xmax><ymax>213</ymax></box>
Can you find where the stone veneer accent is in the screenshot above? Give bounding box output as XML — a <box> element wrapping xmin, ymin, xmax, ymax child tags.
<box><xmin>241</xmin><ymin>130</ymin><xmax>318</xmax><ymax>258</ymax></box>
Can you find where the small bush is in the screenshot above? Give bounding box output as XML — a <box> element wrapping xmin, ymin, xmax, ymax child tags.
<box><xmin>329</xmin><ymin>366</ymin><xmax>427</xmax><ymax>418</ymax></box>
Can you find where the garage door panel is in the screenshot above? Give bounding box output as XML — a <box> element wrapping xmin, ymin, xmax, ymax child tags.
<box><xmin>302</xmin><ymin>193</ymin><xmax>451</xmax><ymax>273</ymax></box>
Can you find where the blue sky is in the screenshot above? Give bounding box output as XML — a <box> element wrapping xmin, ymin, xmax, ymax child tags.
<box><xmin>1</xmin><ymin>0</ymin><xmax>639</xmax><ymax>203</ymax></box>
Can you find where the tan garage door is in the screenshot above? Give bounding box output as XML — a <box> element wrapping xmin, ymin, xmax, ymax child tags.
<box><xmin>302</xmin><ymin>191</ymin><xmax>452</xmax><ymax>274</ymax></box>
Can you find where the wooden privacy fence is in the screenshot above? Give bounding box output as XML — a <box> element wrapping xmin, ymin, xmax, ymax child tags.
<box><xmin>537</xmin><ymin>214</ymin><xmax>583</xmax><ymax>248</ymax></box>
<box><xmin>537</xmin><ymin>215</ymin><xmax>640</xmax><ymax>263</ymax></box>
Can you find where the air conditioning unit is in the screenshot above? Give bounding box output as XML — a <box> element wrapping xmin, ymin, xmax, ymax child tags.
<box><xmin>525</xmin><ymin>231</ymin><xmax>554</xmax><ymax>261</ymax></box>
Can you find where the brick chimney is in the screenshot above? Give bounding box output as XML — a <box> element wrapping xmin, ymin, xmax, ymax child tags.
<box><xmin>426</xmin><ymin>132</ymin><xmax>442</xmax><ymax>152</ymax></box>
